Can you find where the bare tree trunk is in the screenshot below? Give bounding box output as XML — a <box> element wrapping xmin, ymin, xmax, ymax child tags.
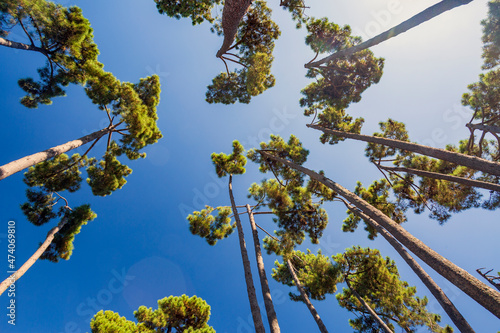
<box><xmin>228</xmin><ymin>176</ymin><xmax>266</xmax><ymax>333</ymax></box>
<box><xmin>378</xmin><ymin>165</ymin><xmax>500</xmax><ymax>192</ymax></box>
<box><xmin>216</xmin><ymin>0</ymin><xmax>253</xmax><ymax>58</ymax></box>
<box><xmin>0</xmin><ymin>126</ymin><xmax>115</xmax><ymax>181</ymax></box>
<box><xmin>344</xmin><ymin>278</ymin><xmax>394</xmax><ymax>333</ymax></box>
<box><xmin>259</xmin><ymin>151</ymin><xmax>500</xmax><ymax>319</ymax></box>
<box><xmin>0</xmin><ymin>37</ymin><xmax>45</xmax><ymax>53</ymax></box>
<box><xmin>347</xmin><ymin>203</ymin><xmax>476</xmax><ymax>333</ymax></box>
<box><xmin>305</xmin><ymin>0</ymin><xmax>473</xmax><ymax>68</ymax></box>
<box><xmin>307</xmin><ymin>124</ymin><xmax>500</xmax><ymax>177</ymax></box>
<box><xmin>246</xmin><ymin>205</ymin><xmax>281</xmax><ymax>333</ymax></box>
<box><xmin>286</xmin><ymin>259</ymin><xmax>329</xmax><ymax>333</ymax></box>
<box><xmin>0</xmin><ymin>218</ymin><xmax>67</xmax><ymax>295</ymax></box>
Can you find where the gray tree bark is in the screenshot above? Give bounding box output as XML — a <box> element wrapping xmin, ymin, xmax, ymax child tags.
<box><xmin>378</xmin><ymin>164</ymin><xmax>500</xmax><ymax>193</ymax></box>
<box><xmin>246</xmin><ymin>205</ymin><xmax>280</xmax><ymax>333</ymax></box>
<box><xmin>228</xmin><ymin>176</ymin><xmax>266</xmax><ymax>333</ymax></box>
<box><xmin>0</xmin><ymin>126</ymin><xmax>115</xmax><ymax>181</ymax></box>
<box><xmin>0</xmin><ymin>217</ymin><xmax>67</xmax><ymax>296</ymax></box>
<box><xmin>0</xmin><ymin>37</ymin><xmax>45</xmax><ymax>53</ymax></box>
<box><xmin>307</xmin><ymin>124</ymin><xmax>500</xmax><ymax>177</ymax></box>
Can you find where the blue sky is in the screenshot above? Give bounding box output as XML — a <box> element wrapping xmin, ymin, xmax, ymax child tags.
<box><xmin>0</xmin><ymin>0</ymin><xmax>499</xmax><ymax>332</ymax></box>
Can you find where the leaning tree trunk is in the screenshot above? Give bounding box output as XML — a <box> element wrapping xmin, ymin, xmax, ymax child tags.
<box><xmin>286</xmin><ymin>259</ymin><xmax>329</xmax><ymax>333</ymax></box>
<box><xmin>344</xmin><ymin>278</ymin><xmax>394</xmax><ymax>333</ymax></box>
<box><xmin>0</xmin><ymin>37</ymin><xmax>45</xmax><ymax>53</ymax></box>
<box><xmin>347</xmin><ymin>203</ymin><xmax>476</xmax><ymax>333</ymax></box>
<box><xmin>216</xmin><ymin>0</ymin><xmax>253</xmax><ymax>58</ymax></box>
<box><xmin>0</xmin><ymin>125</ymin><xmax>115</xmax><ymax>181</ymax></box>
<box><xmin>246</xmin><ymin>205</ymin><xmax>281</xmax><ymax>333</ymax></box>
<box><xmin>0</xmin><ymin>217</ymin><xmax>67</xmax><ymax>296</ymax></box>
<box><xmin>305</xmin><ymin>0</ymin><xmax>474</xmax><ymax>68</ymax></box>
<box><xmin>307</xmin><ymin>124</ymin><xmax>500</xmax><ymax>177</ymax></box>
<box><xmin>228</xmin><ymin>175</ymin><xmax>266</xmax><ymax>333</ymax></box>
<box><xmin>378</xmin><ymin>164</ymin><xmax>500</xmax><ymax>193</ymax></box>
<box><xmin>259</xmin><ymin>151</ymin><xmax>500</xmax><ymax>319</ymax></box>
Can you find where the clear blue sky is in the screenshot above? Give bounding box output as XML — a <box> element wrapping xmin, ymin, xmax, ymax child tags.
<box><xmin>0</xmin><ymin>0</ymin><xmax>499</xmax><ymax>332</ymax></box>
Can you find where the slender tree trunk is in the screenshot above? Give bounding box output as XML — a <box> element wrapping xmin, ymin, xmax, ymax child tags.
<box><xmin>307</xmin><ymin>124</ymin><xmax>500</xmax><ymax>177</ymax></box>
<box><xmin>228</xmin><ymin>176</ymin><xmax>266</xmax><ymax>333</ymax></box>
<box><xmin>378</xmin><ymin>164</ymin><xmax>500</xmax><ymax>192</ymax></box>
<box><xmin>259</xmin><ymin>151</ymin><xmax>500</xmax><ymax>319</ymax></box>
<box><xmin>0</xmin><ymin>126</ymin><xmax>115</xmax><ymax>181</ymax></box>
<box><xmin>216</xmin><ymin>0</ymin><xmax>253</xmax><ymax>58</ymax></box>
<box><xmin>0</xmin><ymin>37</ymin><xmax>45</xmax><ymax>53</ymax></box>
<box><xmin>286</xmin><ymin>259</ymin><xmax>329</xmax><ymax>333</ymax></box>
<box><xmin>246</xmin><ymin>205</ymin><xmax>281</xmax><ymax>333</ymax></box>
<box><xmin>305</xmin><ymin>0</ymin><xmax>473</xmax><ymax>68</ymax></box>
<box><xmin>0</xmin><ymin>218</ymin><xmax>67</xmax><ymax>296</ymax></box>
<box><xmin>347</xmin><ymin>203</ymin><xmax>476</xmax><ymax>333</ymax></box>
<box><xmin>344</xmin><ymin>278</ymin><xmax>394</xmax><ymax>333</ymax></box>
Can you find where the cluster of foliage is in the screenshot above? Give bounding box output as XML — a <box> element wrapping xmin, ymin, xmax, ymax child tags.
<box><xmin>272</xmin><ymin>246</ymin><xmax>452</xmax><ymax>332</ymax></box>
<box><xmin>91</xmin><ymin>295</ymin><xmax>215</xmax><ymax>332</ymax></box>
<box><xmin>0</xmin><ymin>0</ymin><xmax>100</xmax><ymax>108</ymax></box>
<box><xmin>362</xmin><ymin>120</ymin><xmax>496</xmax><ymax>224</ymax></box>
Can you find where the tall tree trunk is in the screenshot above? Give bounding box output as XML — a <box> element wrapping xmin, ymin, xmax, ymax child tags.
<box><xmin>0</xmin><ymin>37</ymin><xmax>45</xmax><ymax>53</ymax></box>
<box><xmin>259</xmin><ymin>151</ymin><xmax>500</xmax><ymax>319</ymax></box>
<box><xmin>246</xmin><ymin>205</ymin><xmax>281</xmax><ymax>333</ymax></box>
<box><xmin>307</xmin><ymin>124</ymin><xmax>500</xmax><ymax>177</ymax></box>
<box><xmin>344</xmin><ymin>277</ymin><xmax>394</xmax><ymax>333</ymax></box>
<box><xmin>286</xmin><ymin>259</ymin><xmax>329</xmax><ymax>333</ymax></box>
<box><xmin>0</xmin><ymin>217</ymin><xmax>67</xmax><ymax>295</ymax></box>
<box><xmin>228</xmin><ymin>175</ymin><xmax>266</xmax><ymax>333</ymax></box>
<box><xmin>305</xmin><ymin>0</ymin><xmax>473</xmax><ymax>68</ymax></box>
<box><xmin>0</xmin><ymin>126</ymin><xmax>115</xmax><ymax>181</ymax></box>
<box><xmin>378</xmin><ymin>164</ymin><xmax>500</xmax><ymax>192</ymax></box>
<box><xmin>347</xmin><ymin>203</ymin><xmax>476</xmax><ymax>333</ymax></box>
<box><xmin>216</xmin><ymin>0</ymin><xmax>253</xmax><ymax>58</ymax></box>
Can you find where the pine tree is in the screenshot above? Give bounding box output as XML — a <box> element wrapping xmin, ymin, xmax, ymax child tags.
<box><xmin>315</xmin><ymin>119</ymin><xmax>499</xmax><ymax>222</ymax></box>
<box><xmin>247</xmin><ymin>135</ymin><xmax>339</xmax><ymax>332</ymax></box>
<box><xmin>0</xmin><ymin>0</ymin><xmax>100</xmax><ymax>108</ymax></box>
<box><xmin>90</xmin><ymin>295</ymin><xmax>215</xmax><ymax>332</ymax></box>
<box><xmin>207</xmin><ymin>1</ymin><xmax>280</xmax><ymax>104</ymax></box>
<box><xmin>462</xmin><ymin>1</ymin><xmax>500</xmax><ymax>160</ymax></box>
<box><xmin>301</xmin><ymin>17</ymin><xmax>384</xmax><ymax>112</ymax></box>
<box><xmin>0</xmin><ymin>194</ymin><xmax>96</xmax><ymax>295</ymax></box>
<box><xmin>345</xmin><ymin>202</ymin><xmax>475</xmax><ymax>332</ymax></box>
<box><xmin>273</xmin><ymin>247</ymin><xmax>453</xmax><ymax>332</ymax></box>
<box><xmin>188</xmin><ymin>141</ymin><xmax>267</xmax><ymax>333</ymax></box>
<box><xmin>307</xmin><ymin>123</ymin><xmax>500</xmax><ymax>177</ymax></box>
<box><xmin>154</xmin><ymin>0</ymin><xmax>221</xmax><ymax>25</ymax></box>
<box><xmin>0</xmin><ymin>73</ymin><xmax>162</xmax><ymax>192</ymax></box>
<box><xmin>253</xmin><ymin>134</ymin><xmax>500</xmax><ymax>319</ymax></box>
